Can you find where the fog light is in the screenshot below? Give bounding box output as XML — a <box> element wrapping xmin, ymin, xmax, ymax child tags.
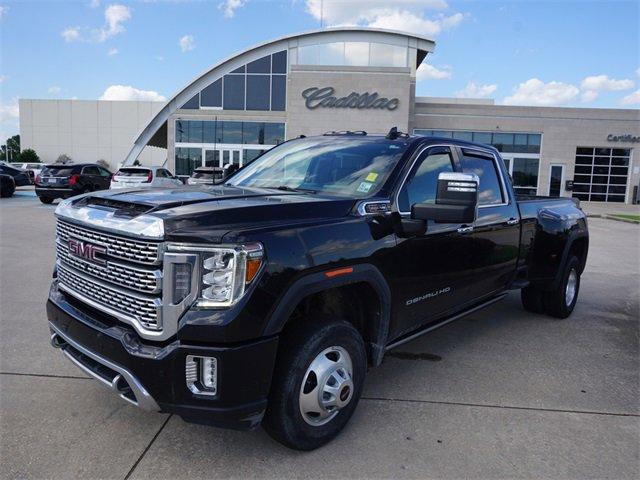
<box><xmin>186</xmin><ymin>355</ymin><xmax>218</xmax><ymax>396</ymax></box>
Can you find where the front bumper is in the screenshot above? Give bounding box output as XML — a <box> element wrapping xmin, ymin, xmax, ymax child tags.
<box><xmin>47</xmin><ymin>283</ymin><xmax>279</xmax><ymax>430</ymax></box>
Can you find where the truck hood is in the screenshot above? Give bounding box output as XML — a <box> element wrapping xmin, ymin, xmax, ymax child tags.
<box><xmin>67</xmin><ymin>185</ymin><xmax>358</xmax><ymax>242</ymax></box>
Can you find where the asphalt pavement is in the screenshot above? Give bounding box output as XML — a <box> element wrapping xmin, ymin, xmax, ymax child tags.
<box><xmin>1</xmin><ymin>193</ymin><xmax>638</xmax><ymax>479</ymax></box>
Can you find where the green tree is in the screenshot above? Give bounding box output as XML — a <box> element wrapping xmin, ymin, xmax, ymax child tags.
<box><xmin>0</xmin><ymin>135</ymin><xmax>20</xmax><ymax>161</ymax></box>
<box><xmin>18</xmin><ymin>149</ymin><xmax>40</xmax><ymax>163</ymax></box>
<box><xmin>56</xmin><ymin>154</ymin><xmax>72</xmax><ymax>164</ymax></box>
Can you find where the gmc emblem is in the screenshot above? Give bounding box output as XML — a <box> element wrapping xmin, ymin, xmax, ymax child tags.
<box><xmin>68</xmin><ymin>239</ymin><xmax>107</xmax><ymax>265</ymax></box>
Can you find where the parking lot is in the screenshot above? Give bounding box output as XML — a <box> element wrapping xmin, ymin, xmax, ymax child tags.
<box><xmin>1</xmin><ymin>193</ymin><xmax>638</xmax><ymax>479</ymax></box>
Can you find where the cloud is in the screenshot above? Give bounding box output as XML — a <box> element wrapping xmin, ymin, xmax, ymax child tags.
<box><xmin>107</xmin><ymin>47</ymin><xmax>118</xmax><ymax>56</ymax></box>
<box><xmin>636</xmin><ymin>67</ymin><xmax>640</xmax><ymax>77</ymax></box>
<box><xmin>89</xmin><ymin>0</ymin><xmax>100</xmax><ymax>7</ymax></box>
<box><xmin>0</xmin><ymin>98</ymin><xmax>19</xmax><ymax>141</ymax></box>
<box><xmin>416</xmin><ymin>64</ymin><xmax>452</xmax><ymax>81</ymax></box>
<box><xmin>0</xmin><ymin>75</ymin><xmax>7</xmax><ymax>83</ymax></box>
<box><xmin>219</xmin><ymin>0</ymin><xmax>246</xmax><ymax>18</ymax></box>
<box><xmin>620</xmin><ymin>89</ymin><xmax>640</xmax><ymax>106</ymax></box>
<box><xmin>503</xmin><ymin>78</ymin><xmax>579</xmax><ymax>106</ymax></box>
<box><xmin>179</xmin><ymin>34</ymin><xmax>195</xmax><ymax>52</ymax></box>
<box><xmin>95</xmin><ymin>4</ymin><xmax>131</xmax><ymax>42</ymax></box>
<box><xmin>0</xmin><ymin>5</ymin><xmax>8</xmax><ymax>20</ymax></box>
<box><xmin>48</xmin><ymin>86</ymin><xmax>62</xmax><ymax>95</ymax></box>
<box><xmin>580</xmin><ymin>74</ymin><xmax>634</xmax><ymax>102</ymax></box>
<box><xmin>155</xmin><ymin>55</ymin><xmax>164</xmax><ymax>61</ymax></box>
<box><xmin>99</xmin><ymin>85</ymin><xmax>166</xmax><ymax>102</ymax></box>
<box><xmin>61</xmin><ymin>26</ymin><xmax>82</xmax><ymax>42</ymax></box>
<box><xmin>304</xmin><ymin>1</ymin><xmax>463</xmax><ymax>37</ymax></box>
<box><xmin>455</xmin><ymin>81</ymin><xmax>498</xmax><ymax>98</ymax></box>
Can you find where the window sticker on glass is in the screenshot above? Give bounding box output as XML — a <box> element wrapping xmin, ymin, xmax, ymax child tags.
<box><xmin>357</xmin><ymin>182</ymin><xmax>374</xmax><ymax>193</ymax></box>
<box><xmin>365</xmin><ymin>172</ymin><xmax>379</xmax><ymax>182</ymax></box>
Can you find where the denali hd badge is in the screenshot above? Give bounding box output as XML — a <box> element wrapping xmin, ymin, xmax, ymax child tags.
<box><xmin>68</xmin><ymin>238</ymin><xmax>107</xmax><ymax>265</ymax></box>
<box><xmin>406</xmin><ymin>287</ymin><xmax>451</xmax><ymax>306</ymax></box>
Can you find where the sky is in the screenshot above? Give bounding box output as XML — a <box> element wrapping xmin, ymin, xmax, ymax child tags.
<box><xmin>0</xmin><ymin>0</ymin><xmax>639</xmax><ymax>141</ymax></box>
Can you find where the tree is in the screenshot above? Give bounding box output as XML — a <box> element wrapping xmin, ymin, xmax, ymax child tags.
<box><xmin>18</xmin><ymin>149</ymin><xmax>39</xmax><ymax>163</ymax></box>
<box><xmin>96</xmin><ymin>159</ymin><xmax>110</xmax><ymax>169</ymax></box>
<box><xmin>56</xmin><ymin>154</ymin><xmax>73</xmax><ymax>164</ymax></box>
<box><xmin>0</xmin><ymin>135</ymin><xmax>20</xmax><ymax>161</ymax></box>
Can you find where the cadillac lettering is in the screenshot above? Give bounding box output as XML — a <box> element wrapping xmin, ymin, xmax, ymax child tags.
<box><xmin>302</xmin><ymin>86</ymin><xmax>399</xmax><ymax>110</ymax></box>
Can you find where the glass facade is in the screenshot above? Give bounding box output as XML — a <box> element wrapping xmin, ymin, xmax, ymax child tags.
<box><xmin>572</xmin><ymin>147</ymin><xmax>630</xmax><ymax>202</ymax></box>
<box><xmin>180</xmin><ymin>51</ymin><xmax>287</xmax><ymax>112</ymax></box>
<box><xmin>414</xmin><ymin>129</ymin><xmax>542</xmax><ymax>154</ymax></box>
<box><xmin>297</xmin><ymin>42</ymin><xmax>408</xmax><ymax>68</ymax></box>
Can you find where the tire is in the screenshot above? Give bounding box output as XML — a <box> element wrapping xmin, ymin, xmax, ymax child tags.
<box><xmin>0</xmin><ymin>182</ymin><xmax>15</xmax><ymax>198</ymax></box>
<box><xmin>544</xmin><ymin>255</ymin><xmax>581</xmax><ymax>319</ymax></box>
<box><xmin>38</xmin><ymin>196</ymin><xmax>54</xmax><ymax>204</ymax></box>
<box><xmin>521</xmin><ymin>286</ymin><xmax>546</xmax><ymax>314</ymax></box>
<box><xmin>263</xmin><ymin>314</ymin><xmax>367</xmax><ymax>450</ymax></box>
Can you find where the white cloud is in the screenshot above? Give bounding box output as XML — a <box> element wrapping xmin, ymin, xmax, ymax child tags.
<box><xmin>219</xmin><ymin>0</ymin><xmax>246</xmax><ymax>18</ymax></box>
<box><xmin>155</xmin><ymin>55</ymin><xmax>164</xmax><ymax>61</ymax></box>
<box><xmin>580</xmin><ymin>74</ymin><xmax>634</xmax><ymax>102</ymax></box>
<box><xmin>455</xmin><ymin>81</ymin><xmax>498</xmax><ymax>98</ymax></box>
<box><xmin>61</xmin><ymin>27</ymin><xmax>82</xmax><ymax>42</ymax></box>
<box><xmin>620</xmin><ymin>89</ymin><xmax>640</xmax><ymax>106</ymax></box>
<box><xmin>89</xmin><ymin>0</ymin><xmax>100</xmax><ymax>8</ymax></box>
<box><xmin>99</xmin><ymin>85</ymin><xmax>166</xmax><ymax>102</ymax></box>
<box><xmin>304</xmin><ymin>1</ymin><xmax>463</xmax><ymax>37</ymax></box>
<box><xmin>48</xmin><ymin>86</ymin><xmax>62</xmax><ymax>95</ymax></box>
<box><xmin>416</xmin><ymin>64</ymin><xmax>452</xmax><ymax>81</ymax></box>
<box><xmin>95</xmin><ymin>4</ymin><xmax>131</xmax><ymax>42</ymax></box>
<box><xmin>179</xmin><ymin>34</ymin><xmax>195</xmax><ymax>52</ymax></box>
<box><xmin>636</xmin><ymin>67</ymin><xmax>640</xmax><ymax>78</ymax></box>
<box><xmin>0</xmin><ymin>5</ymin><xmax>8</xmax><ymax>20</ymax></box>
<box><xmin>107</xmin><ymin>47</ymin><xmax>118</xmax><ymax>56</ymax></box>
<box><xmin>0</xmin><ymin>75</ymin><xmax>7</xmax><ymax>83</ymax></box>
<box><xmin>503</xmin><ymin>78</ymin><xmax>579</xmax><ymax>106</ymax></box>
<box><xmin>0</xmin><ymin>98</ymin><xmax>19</xmax><ymax>122</ymax></box>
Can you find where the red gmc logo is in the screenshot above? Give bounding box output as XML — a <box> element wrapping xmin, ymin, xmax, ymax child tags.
<box><xmin>68</xmin><ymin>239</ymin><xmax>107</xmax><ymax>264</ymax></box>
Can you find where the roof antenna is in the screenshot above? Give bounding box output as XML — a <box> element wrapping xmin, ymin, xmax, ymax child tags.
<box><xmin>386</xmin><ymin>126</ymin><xmax>399</xmax><ymax>140</ymax></box>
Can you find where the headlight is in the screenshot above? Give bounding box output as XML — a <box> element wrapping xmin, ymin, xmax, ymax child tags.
<box><xmin>167</xmin><ymin>243</ymin><xmax>264</xmax><ymax>308</ymax></box>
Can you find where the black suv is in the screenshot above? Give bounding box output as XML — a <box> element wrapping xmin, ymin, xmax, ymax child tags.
<box><xmin>0</xmin><ymin>163</ymin><xmax>33</xmax><ymax>187</ymax></box>
<box><xmin>36</xmin><ymin>163</ymin><xmax>112</xmax><ymax>204</ymax></box>
<box><xmin>47</xmin><ymin>131</ymin><xmax>588</xmax><ymax>450</ymax></box>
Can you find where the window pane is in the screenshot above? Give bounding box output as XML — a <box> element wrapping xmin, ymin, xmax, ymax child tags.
<box><xmin>512</xmin><ymin>158</ymin><xmax>539</xmax><ymax>187</ymax></box>
<box><xmin>473</xmin><ymin>132</ymin><xmax>492</xmax><ymax>145</ymax></box>
<box><xmin>595</xmin><ymin>148</ymin><xmax>611</xmax><ymax>156</ymax></box>
<box><xmin>432</xmin><ymin>130</ymin><xmax>453</xmax><ymax>138</ymax></box>
<box><xmin>575</xmin><ymin>156</ymin><xmax>593</xmax><ymax>165</ymax></box>
<box><xmin>272</xmin><ymin>50</ymin><xmax>287</xmax><ymax>73</ymax></box>
<box><xmin>230</xmin><ymin>65</ymin><xmax>245</xmax><ymax>74</ymax></box>
<box><xmin>271</xmin><ymin>75</ymin><xmax>286</xmax><ymax>111</ymax></box>
<box><xmin>369</xmin><ymin>43</ymin><xmax>406</xmax><ymax>67</ymax></box>
<box><xmin>576</xmin><ymin>147</ymin><xmax>593</xmax><ymax>155</ymax></box>
<box><xmin>203</xmin><ymin>121</ymin><xmax>216</xmax><ymax>143</ymax></box>
<box><xmin>181</xmin><ymin>93</ymin><xmax>199</xmax><ymax>109</ymax></box>
<box><xmin>452</xmin><ymin>131</ymin><xmax>473</xmax><ymax>141</ymax></box>
<box><xmin>316</xmin><ymin>43</ymin><xmax>344</xmax><ymax>65</ymax></box>
<box><xmin>398</xmin><ymin>150</ymin><xmax>453</xmax><ymax>212</ymax></box>
<box><xmin>176</xmin><ymin>120</ymin><xmax>186</xmax><ymax>143</ymax></box>
<box><xmin>414</xmin><ymin>129</ymin><xmax>430</xmax><ymax>136</ymax></box>
<box><xmin>175</xmin><ymin>147</ymin><xmax>202</xmax><ymax>176</ymax></box>
<box><xmin>460</xmin><ymin>153</ymin><xmax>504</xmax><ymax>205</ymax></box>
<box><xmin>297</xmin><ymin>45</ymin><xmax>317</xmax><ymax>65</ymax></box>
<box><xmin>186</xmin><ymin>120</ymin><xmax>202</xmax><ymax>143</ymax></box>
<box><xmin>344</xmin><ymin>42</ymin><xmax>369</xmax><ymax>66</ymax></box>
<box><xmin>242</xmin><ymin>122</ymin><xmax>264</xmax><ymax>145</ymax></box>
<box><xmin>514</xmin><ymin>134</ymin><xmax>527</xmax><ymax>146</ymax></box>
<box><xmin>264</xmin><ymin>123</ymin><xmax>285</xmax><ymax>145</ymax></box>
<box><xmin>223</xmin><ymin>75</ymin><xmax>245</xmax><ymax>110</ymax></box>
<box><xmin>612</xmin><ymin>148</ymin><xmax>630</xmax><ymax>156</ymax></box>
<box><xmin>201</xmin><ymin>79</ymin><xmax>222</xmax><ymax>107</ymax></box>
<box><xmin>243</xmin><ymin>149</ymin><xmax>267</xmax><ymax>164</ymax></box>
<box><xmin>221</xmin><ymin>121</ymin><xmax>243</xmax><ymax>144</ymax></box>
<box><xmin>246</xmin><ymin>75</ymin><xmax>270</xmax><ymax>111</ymax></box>
<box><xmin>528</xmin><ymin>134</ymin><xmax>541</xmax><ymax>146</ymax></box>
<box><xmin>247</xmin><ymin>55</ymin><xmax>271</xmax><ymax>73</ymax></box>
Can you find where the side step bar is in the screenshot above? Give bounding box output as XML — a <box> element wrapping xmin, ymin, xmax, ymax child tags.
<box><xmin>385</xmin><ymin>293</ymin><xmax>508</xmax><ymax>351</ymax></box>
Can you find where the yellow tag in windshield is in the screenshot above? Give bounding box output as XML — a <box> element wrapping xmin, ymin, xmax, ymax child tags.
<box><xmin>365</xmin><ymin>172</ymin><xmax>379</xmax><ymax>182</ymax></box>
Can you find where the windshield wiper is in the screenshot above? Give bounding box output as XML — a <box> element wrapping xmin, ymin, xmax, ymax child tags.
<box><xmin>263</xmin><ymin>185</ymin><xmax>317</xmax><ymax>194</ymax></box>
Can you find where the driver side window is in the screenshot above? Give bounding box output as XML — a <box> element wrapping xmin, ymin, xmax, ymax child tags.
<box><xmin>398</xmin><ymin>147</ymin><xmax>454</xmax><ymax>212</ymax></box>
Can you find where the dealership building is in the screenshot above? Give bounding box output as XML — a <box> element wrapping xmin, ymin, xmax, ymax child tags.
<box><xmin>20</xmin><ymin>27</ymin><xmax>640</xmax><ymax>203</ymax></box>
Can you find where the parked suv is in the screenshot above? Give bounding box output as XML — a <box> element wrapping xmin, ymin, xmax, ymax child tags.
<box><xmin>0</xmin><ymin>164</ymin><xmax>33</xmax><ymax>186</ymax></box>
<box><xmin>47</xmin><ymin>130</ymin><xmax>588</xmax><ymax>450</ymax></box>
<box><xmin>36</xmin><ymin>163</ymin><xmax>112</xmax><ymax>204</ymax></box>
<box><xmin>11</xmin><ymin>162</ymin><xmax>43</xmax><ymax>177</ymax></box>
<box><xmin>186</xmin><ymin>166</ymin><xmax>224</xmax><ymax>185</ymax></box>
<box><xmin>111</xmin><ymin>166</ymin><xmax>183</xmax><ymax>189</ymax></box>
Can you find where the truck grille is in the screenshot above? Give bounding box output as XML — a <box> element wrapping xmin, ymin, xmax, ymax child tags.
<box><xmin>55</xmin><ymin>218</ymin><xmax>164</xmax><ymax>332</ymax></box>
<box><xmin>56</xmin><ymin>219</ymin><xmax>161</xmax><ymax>265</ymax></box>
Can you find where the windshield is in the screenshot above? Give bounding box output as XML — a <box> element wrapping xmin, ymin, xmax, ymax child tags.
<box><xmin>227</xmin><ymin>137</ymin><xmax>408</xmax><ymax>197</ymax></box>
<box><xmin>116</xmin><ymin>168</ymin><xmax>150</xmax><ymax>177</ymax></box>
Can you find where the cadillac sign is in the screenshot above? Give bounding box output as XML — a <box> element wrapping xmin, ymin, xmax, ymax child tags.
<box><xmin>302</xmin><ymin>86</ymin><xmax>399</xmax><ymax>111</ymax></box>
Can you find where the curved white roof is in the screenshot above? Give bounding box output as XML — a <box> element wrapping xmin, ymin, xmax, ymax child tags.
<box><xmin>124</xmin><ymin>27</ymin><xmax>435</xmax><ymax>165</ymax></box>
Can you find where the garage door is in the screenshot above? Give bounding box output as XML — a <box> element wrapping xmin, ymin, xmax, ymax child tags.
<box><xmin>572</xmin><ymin>147</ymin><xmax>630</xmax><ymax>203</ymax></box>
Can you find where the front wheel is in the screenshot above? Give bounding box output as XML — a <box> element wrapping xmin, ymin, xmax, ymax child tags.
<box><xmin>263</xmin><ymin>315</ymin><xmax>366</xmax><ymax>450</ymax></box>
<box><xmin>545</xmin><ymin>255</ymin><xmax>581</xmax><ymax>319</ymax></box>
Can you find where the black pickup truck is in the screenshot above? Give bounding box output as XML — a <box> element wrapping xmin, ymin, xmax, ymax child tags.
<box><xmin>47</xmin><ymin>130</ymin><xmax>588</xmax><ymax>450</ymax></box>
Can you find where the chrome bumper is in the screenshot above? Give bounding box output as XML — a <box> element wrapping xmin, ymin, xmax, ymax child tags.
<box><xmin>49</xmin><ymin>322</ymin><xmax>160</xmax><ymax>412</ymax></box>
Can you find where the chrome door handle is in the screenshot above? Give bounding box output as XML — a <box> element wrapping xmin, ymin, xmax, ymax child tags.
<box><xmin>457</xmin><ymin>225</ymin><xmax>474</xmax><ymax>234</ymax></box>
<box><xmin>506</xmin><ymin>217</ymin><xmax>519</xmax><ymax>225</ymax></box>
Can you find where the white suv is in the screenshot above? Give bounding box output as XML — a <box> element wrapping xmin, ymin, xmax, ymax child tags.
<box><xmin>110</xmin><ymin>166</ymin><xmax>183</xmax><ymax>189</ymax></box>
<box><xmin>11</xmin><ymin>162</ymin><xmax>43</xmax><ymax>177</ymax></box>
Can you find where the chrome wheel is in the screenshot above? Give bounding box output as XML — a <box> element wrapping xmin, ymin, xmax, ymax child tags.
<box><xmin>565</xmin><ymin>269</ymin><xmax>578</xmax><ymax>306</ymax></box>
<box><xmin>299</xmin><ymin>346</ymin><xmax>354</xmax><ymax>426</ymax></box>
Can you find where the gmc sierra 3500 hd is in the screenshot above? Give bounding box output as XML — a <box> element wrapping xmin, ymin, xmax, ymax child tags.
<box><xmin>47</xmin><ymin>129</ymin><xmax>589</xmax><ymax>450</ymax></box>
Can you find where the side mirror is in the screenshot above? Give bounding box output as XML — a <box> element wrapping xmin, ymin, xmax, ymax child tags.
<box><xmin>412</xmin><ymin>172</ymin><xmax>479</xmax><ymax>224</ymax></box>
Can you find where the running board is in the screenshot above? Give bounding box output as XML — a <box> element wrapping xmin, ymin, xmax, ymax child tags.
<box><xmin>385</xmin><ymin>293</ymin><xmax>508</xmax><ymax>351</ymax></box>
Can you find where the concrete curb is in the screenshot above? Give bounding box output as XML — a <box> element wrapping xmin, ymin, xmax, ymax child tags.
<box><xmin>587</xmin><ymin>214</ymin><xmax>640</xmax><ymax>225</ymax></box>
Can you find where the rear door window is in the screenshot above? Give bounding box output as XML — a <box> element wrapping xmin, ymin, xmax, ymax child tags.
<box><xmin>83</xmin><ymin>166</ymin><xmax>100</xmax><ymax>175</ymax></box>
<box><xmin>459</xmin><ymin>150</ymin><xmax>505</xmax><ymax>205</ymax></box>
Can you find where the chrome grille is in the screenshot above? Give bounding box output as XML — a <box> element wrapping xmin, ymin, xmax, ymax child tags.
<box><xmin>56</xmin><ymin>241</ymin><xmax>161</xmax><ymax>294</ymax></box>
<box><xmin>56</xmin><ymin>219</ymin><xmax>160</xmax><ymax>265</ymax></box>
<box><xmin>57</xmin><ymin>263</ymin><xmax>161</xmax><ymax>330</ymax></box>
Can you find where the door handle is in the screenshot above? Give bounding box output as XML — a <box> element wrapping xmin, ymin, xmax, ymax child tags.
<box><xmin>506</xmin><ymin>217</ymin><xmax>519</xmax><ymax>225</ymax></box>
<box><xmin>457</xmin><ymin>225</ymin><xmax>474</xmax><ymax>234</ymax></box>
